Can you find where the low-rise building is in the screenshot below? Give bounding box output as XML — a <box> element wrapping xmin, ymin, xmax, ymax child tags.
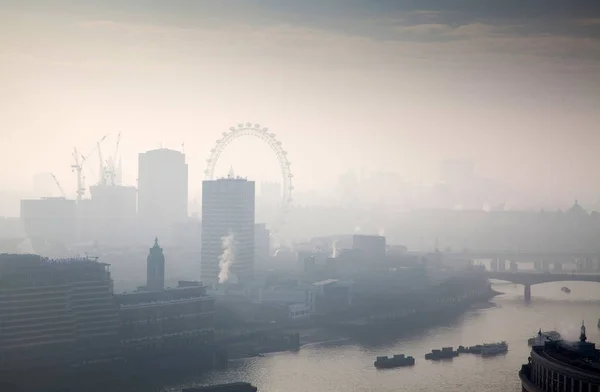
<box><xmin>288</xmin><ymin>303</ymin><xmax>311</xmax><ymax>320</ymax></box>
<box><xmin>115</xmin><ymin>282</ymin><xmax>215</xmax><ymax>356</ymax></box>
<box><xmin>310</xmin><ymin>279</ymin><xmax>353</xmax><ymax>315</ymax></box>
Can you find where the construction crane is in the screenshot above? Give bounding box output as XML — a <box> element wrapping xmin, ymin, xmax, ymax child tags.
<box><xmin>50</xmin><ymin>173</ymin><xmax>66</xmax><ymax>198</ymax></box>
<box><xmin>97</xmin><ymin>139</ymin><xmax>105</xmax><ymax>186</ymax></box>
<box><xmin>71</xmin><ymin>134</ymin><xmax>108</xmax><ymax>202</ymax></box>
<box><xmin>105</xmin><ymin>132</ymin><xmax>121</xmax><ymax>186</ymax></box>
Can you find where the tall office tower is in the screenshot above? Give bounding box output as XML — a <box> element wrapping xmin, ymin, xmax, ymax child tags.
<box><xmin>0</xmin><ymin>254</ymin><xmax>119</xmax><ymax>372</ymax></box>
<box><xmin>201</xmin><ymin>175</ymin><xmax>255</xmax><ymax>285</ymax></box>
<box><xmin>146</xmin><ymin>237</ymin><xmax>165</xmax><ymax>291</ymax></box>
<box><xmin>254</xmin><ymin>223</ymin><xmax>271</xmax><ymax>269</ymax></box>
<box><xmin>138</xmin><ymin>148</ymin><xmax>189</xmax><ymax>240</ymax></box>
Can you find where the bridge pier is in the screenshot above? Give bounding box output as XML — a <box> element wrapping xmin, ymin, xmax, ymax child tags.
<box><xmin>524</xmin><ymin>284</ymin><xmax>531</xmax><ymax>302</ymax></box>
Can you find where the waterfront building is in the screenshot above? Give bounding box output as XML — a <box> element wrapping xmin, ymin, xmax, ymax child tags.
<box><xmin>146</xmin><ymin>237</ymin><xmax>165</xmax><ymax>291</ymax></box>
<box><xmin>201</xmin><ymin>174</ymin><xmax>255</xmax><ymax>285</ymax></box>
<box><xmin>0</xmin><ymin>254</ymin><xmax>119</xmax><ymax>370</ymax></box>
<box><xmin>310</xmin><ymin>279</ymin><xmax>353</xmax><ymax>315</ymax></box>
<box><xmin>115</xmin><ymin>281</ymin><xmax>215</xmax><ymax>357</ymax></box>
<box><xmin>520</xmin><ymin>322</ymin><xmax>600</xmax><ymax>391</ymax></box>
<box><xmin>138</xmin><ymin>148</ymin><xmax>189</xmax><ymax>240</ymax></box>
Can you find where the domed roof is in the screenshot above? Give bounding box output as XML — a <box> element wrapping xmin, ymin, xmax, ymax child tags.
<box><xmin>569</xmin><ymin>200</ymin><xmax>587</xmax><ymax>215</ymax></box>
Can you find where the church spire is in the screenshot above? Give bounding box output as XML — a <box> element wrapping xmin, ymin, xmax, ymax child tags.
<box><xmin>228</xmin><ymin>166</ymin><xmax>235</xmax><ymax>179</ymax></box>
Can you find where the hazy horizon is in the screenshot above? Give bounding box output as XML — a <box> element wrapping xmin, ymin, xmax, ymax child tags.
<box><xmin>2</xmin><ymin>1</ymin><xmax>600</xmax><ymax>209</ymax></box>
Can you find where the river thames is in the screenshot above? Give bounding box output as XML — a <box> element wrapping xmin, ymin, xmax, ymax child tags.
<box><xmin>160</xmin><ymin>280</ymin><xmax>600</xmax><ymax>392</ymax></box>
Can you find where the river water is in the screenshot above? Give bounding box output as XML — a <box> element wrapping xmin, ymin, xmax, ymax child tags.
<box><xmin>160</xmin><ymin>281</ymin><xmax>600</xmax><ymax>392</ymax></box>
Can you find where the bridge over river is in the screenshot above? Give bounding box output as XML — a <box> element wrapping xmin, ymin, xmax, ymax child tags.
<box><xmin>485</xmin><ymin>271</ymin><xmax>600</xmax><ymax>301</ymax></box>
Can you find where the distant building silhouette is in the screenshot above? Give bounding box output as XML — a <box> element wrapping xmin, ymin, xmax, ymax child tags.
<box><xmin>138</xmin><ymin>148</ymin><xmax>189</xmax><ymax>240</ymax></box>
<box><xmin>147</xmin><ymin>237</ymin><xmax>165</xmax><ymax>291</ymax></box>
<box><xmin>20</xmin><ymin>197</ymin><xmax>76</xmax><ymax>246</ymax></box>
<box><xmin>86</xmin><ymin>184</ymin><xmax>137</xmax><ymax>245</ymax></box>
<box><xmin>352</xmin><ymin>234</ymin><xmax>386</xmax><ymax>262</ymax></box>
<box><xmin>201</xmin><ymin>175</ymin><xmax>255</xmax><ymax>284</ymax></box>
<box><xmin>254</xmin><ymin>223</ymin><xmax>271</xmax><ymax>269</ymax></box>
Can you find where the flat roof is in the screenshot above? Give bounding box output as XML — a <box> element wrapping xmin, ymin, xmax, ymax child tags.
<box><xmin>313</xmin><ymin>279</ymin><xmax>339</xmax><ymax>286</ymax></box>
<box><xmin>535</xmin><ymin>341</ymin><xmax>600</xmax><ymax>375</ymax></box>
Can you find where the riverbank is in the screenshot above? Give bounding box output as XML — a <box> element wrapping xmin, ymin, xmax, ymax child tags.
<box><xmin>228</xmin><ymin>299</ymin><xmax>500</xmax><ymax>360</ymax></box>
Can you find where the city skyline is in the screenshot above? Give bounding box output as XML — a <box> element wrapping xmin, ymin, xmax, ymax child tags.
<box><xmin>1</xmin><ymin>1</ymin><xmax>599</xmax><ymax>207</ymax></box>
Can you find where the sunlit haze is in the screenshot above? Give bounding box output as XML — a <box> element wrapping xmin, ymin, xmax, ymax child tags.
<box><xmin>1</xmin><ymin>0</ymin><xmax>599</xmax><ymax>214</ymax></box>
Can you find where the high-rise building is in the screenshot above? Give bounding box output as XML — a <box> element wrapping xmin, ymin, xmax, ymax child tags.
<box><xmin>138</xmin><ymin>148</ymin><xmax>189</xmax><ymax>239</ymax></box>
<box><xmin>0</xmin><ymin>254</ymin><xmax>119</xmax><ymax>371</ymax></box>
<box><xmin>254</xmin><ymin>223</ymin><xmax>271</xmax><ymax>269</ymax></box>
<box><xmin>146</xmin><ymin>237</ymin><xmax>165</xmax><ymax>291</ymax></box>
<box><xmin>201</xmin><ymin>176</ymin><xmax>255</xmax><ymax>284</ymax></box>
<box><xmin>87</xmin><ymin>184</ymin><xmax>137</xmax><ymax>244</ymax></box>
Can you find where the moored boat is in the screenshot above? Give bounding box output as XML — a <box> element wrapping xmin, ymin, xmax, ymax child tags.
<box><xmin>374</xmin><ymin>354</ymin><xmax>415</xmax><ymax>369</ymax></box>
<box><xmin>481</xmin><ymin>341</ymin><xmax>508</xmax><ymax>356</ymax></box>
<box><xmin>425</xmin><ymin>347</ymin><xmax>459</xmax><ymax>360</ymax></box>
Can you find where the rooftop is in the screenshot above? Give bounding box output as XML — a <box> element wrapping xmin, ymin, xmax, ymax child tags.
<box><xmin>535</xmin><ymin>336</ymin><xmax>600</xmax><ymax>375</ymax></box>
<box><xmin>313</xmin><ymin>279</ymin><xmax>339</xmax><ymax>286</ymax></box>
<box><xmin>0</xmin><ymin>254</ymin><xmax>108</xmax><ymax>268</ymax></box>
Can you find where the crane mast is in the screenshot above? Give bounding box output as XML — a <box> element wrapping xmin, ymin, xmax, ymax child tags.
<box><xmin>71</xmin><ymin>134</ymin><xmax>108</xmax><ymax>202</ymax></box>
<box><xmin>97</xmin><ymin>141</ymin><xmax>105</xmax><ymax>186</ymax></box>
<box><xmin>105</xmin><ymin>132</ymin><xmax>121</xmax><ymax>186</ymax></box>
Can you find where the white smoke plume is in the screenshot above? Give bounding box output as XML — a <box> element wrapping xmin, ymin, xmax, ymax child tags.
<box><xmin>354</xmin><ymin>226</ymin><xmax>361</xmax><ymax>233</ymax></box>
<box><xmin>218</xmin><ymin>231</ymin><xmax>235</xmax><ymax>283</ymax></box>
<box><xmin>331</xmin><ymin>241</ymin><xmax>339</xmax><ymax>258</ymax></box>
<box><xmin>378</xmin><ymin>228</ymin><xmax>385</xmax><ymax>237</ymax></box>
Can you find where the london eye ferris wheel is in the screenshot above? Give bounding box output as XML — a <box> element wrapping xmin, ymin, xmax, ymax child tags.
<box><xmin>204</xmin><ymin>123</ymin><xmax>294</xmax><ymax>211</ymax></box>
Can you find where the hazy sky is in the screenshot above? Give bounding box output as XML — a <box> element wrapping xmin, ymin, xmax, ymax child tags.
<box><xmin>1</xmin><ymin>1</ymin><xmax>599</xmax><ymax>203</ymax></box>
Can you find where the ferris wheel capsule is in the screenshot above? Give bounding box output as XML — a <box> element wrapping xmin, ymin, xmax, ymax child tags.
<box><xmin>237</xmin><ymin>123</ymin><xmax>243</xmax><ymax>128</ymax></box>
<box><xmin>229</xmin><ymin>127</ymin><xmax>236</xmax><ymax>131</ymax></box>
<box><xmin>245</xmin><ymin>122</ymin><xmax>252</xmax><ymax>127</ymax></box>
